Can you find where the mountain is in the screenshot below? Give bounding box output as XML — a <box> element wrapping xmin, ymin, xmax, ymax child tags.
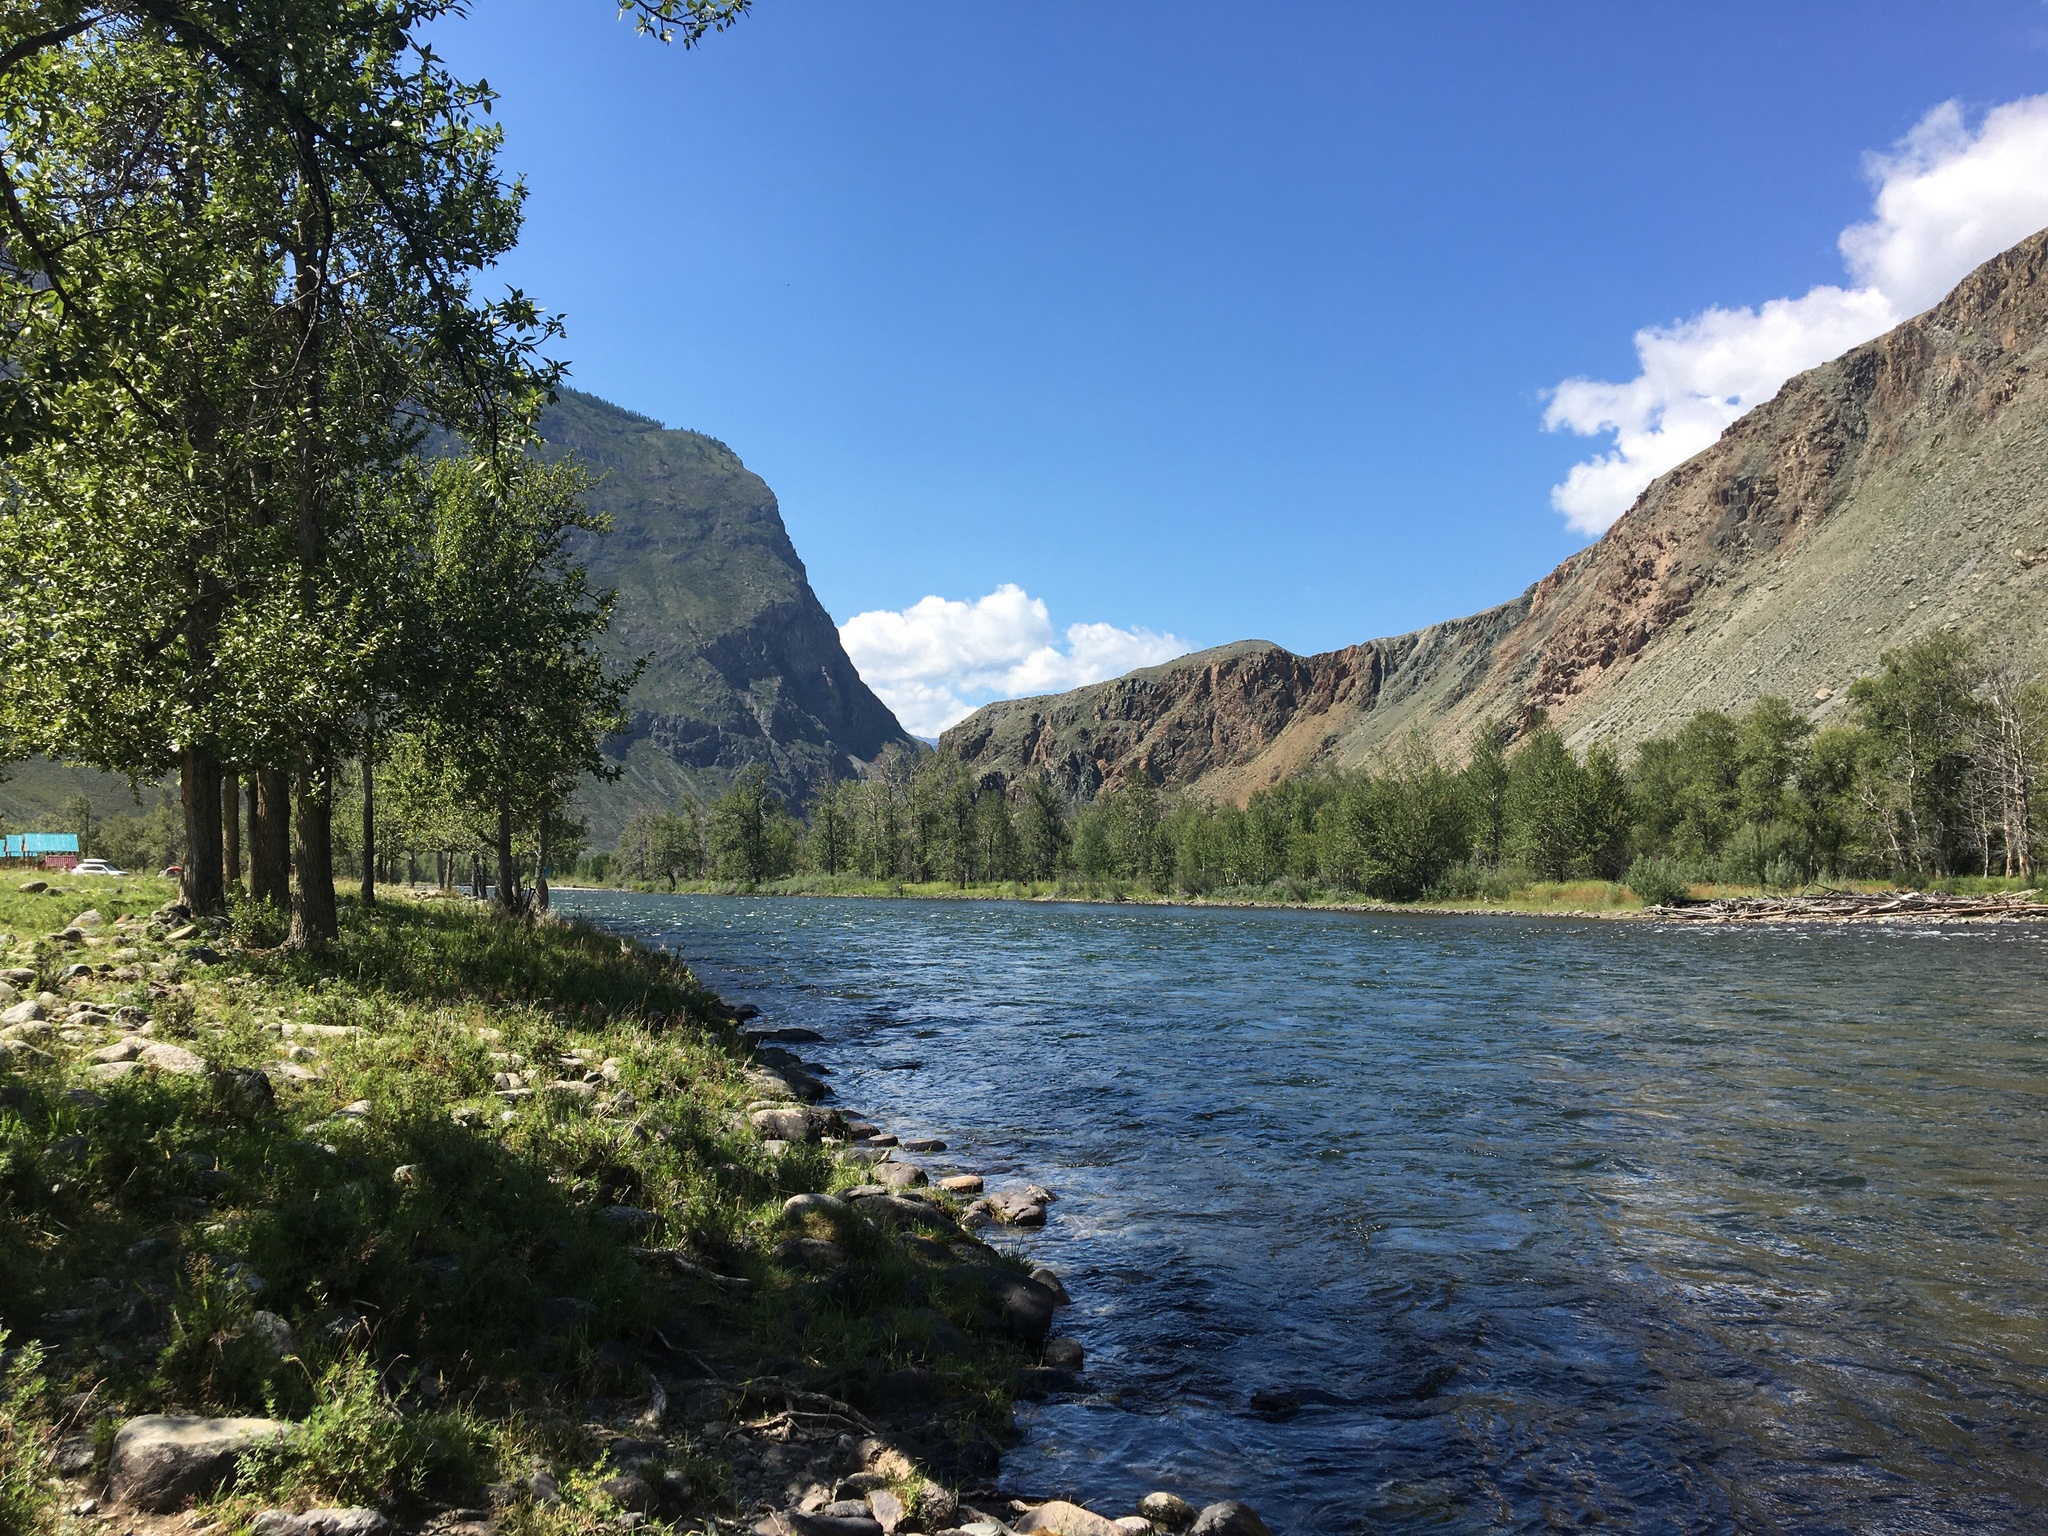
<box><xmin>0</xmin><ymin>392</ymin><xmax>914</xmax><ymax>842</ymax></box>
<box><xmin>941</xmin><ymin>227</ymin><xmax>2048</xmax><ymax>804</ymax></box>
<box><xmin>539</xmin><ymin>390</ymin><xmax>915</xmax><ymax>839</ymax></box>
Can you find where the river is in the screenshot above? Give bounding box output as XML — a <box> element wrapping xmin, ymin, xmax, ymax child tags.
<box><xmin>556</xmin><ymin>891</ymin><xmax>2048</xmax><ymax>1536</ymax></box>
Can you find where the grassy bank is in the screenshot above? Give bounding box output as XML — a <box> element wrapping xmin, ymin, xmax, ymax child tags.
<box><xmin>580</xmin><ymin>872</ymin><xmax>2043</xmax><ymax>916</ymax></box>
<box><xmin>0</xmin><ymin>879</ymin><xmax>1053</xmax><ymax>1536</ymax></box>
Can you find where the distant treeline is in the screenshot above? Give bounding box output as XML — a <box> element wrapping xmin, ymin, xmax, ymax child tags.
<box><xmin>605</xmin><ymin>634</ymin><xmax>2043</xmax><ymax>900</ymax></box>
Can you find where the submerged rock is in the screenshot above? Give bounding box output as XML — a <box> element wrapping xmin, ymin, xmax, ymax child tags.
<box><xmin>1187</xmin><ymin>1504</ymin><xmax>1271</xmax><ymax>1536</ymax></box>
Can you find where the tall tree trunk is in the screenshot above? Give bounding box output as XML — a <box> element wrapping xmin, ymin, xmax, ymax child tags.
<box><xmin>495</xmin><ymin>796</ymin><xmax>521</xmax><ymax>915</ymax></box>
<box><xmin>178</xmin><ymin>744</ymin><xmax>226</xmax><ymax>918</ymax></box>
<box><xmin>290</xmin><ymin>758</ymin><xmax>339</xmax><ymax>948</ymax></box>
<box><xmin>360</xmin><ymin>743</ymin><xmax>376</xmax><ymax>908</ymax></box>
<box><xmin>221</xmin><ymin>772</ymin><xmax>241</xmax><ymax>893</ymax></box>
<box><xmin>250</xmin><ymin>771</ymin><xmax>291</xmax><ymax>908</ymax></box>
<box><xmin>536</xmin><ymin>817</ymin><xmax>551</xmax><ymax>912</ymax></box>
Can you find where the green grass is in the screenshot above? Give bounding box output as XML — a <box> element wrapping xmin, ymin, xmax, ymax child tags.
<box><xmin>0</xmin><ymin>880</ymin><xmax>1040</xmax><ymax>1532</ymax></box>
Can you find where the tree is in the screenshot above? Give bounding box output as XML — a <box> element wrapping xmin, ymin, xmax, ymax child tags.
<box><xmin>1849</xmin><ymin>634</ymin><xmax>1984</xmax><ymax>878</ymax></box>
<box><xmin>1463</xmin><ymin>721</ymin><xmax>1511</xmax><ymax>867</ymax></box>
<box><xmin>710</xmin><ymin>765</ymin><xmax>777</xmax><ymax>886</ymax></box>
<box><xmin>413</xmin><ymin>456</ymin><xmax>636</xmax><ymax>915</ymax></box>
<box><xmin>1019</xmin><ymin>774</ymin><xmax>1069</xmax><ymax>880</ymax></box>
<box><xmin>808</xmin><ymin>779</ymin><xmax>853</xmax><ymax>877</ymax></box>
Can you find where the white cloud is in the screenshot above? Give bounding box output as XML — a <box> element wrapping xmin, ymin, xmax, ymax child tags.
<box><xmin>1546</xmin><ymin>94</ymin><xmax>2048</xmax><ymax>536</ymax></box>
<box><xmin>840</xmin><ymin>583</ymin><xmax>1189</xmax><ymax>737</ymax></box>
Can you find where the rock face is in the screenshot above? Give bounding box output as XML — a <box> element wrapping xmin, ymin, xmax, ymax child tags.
<box><xmin>943</xmin><ymin>227</ymin><xmax>2048</xmax><ymax>801</ymax></box>
<box><xmin>106</xmin><ymin>1414</ymin><xmax>286</xmax><ymax>1510</ymax></box>
<box><xmin>538</xmin><ymin>390</ymin><xmax>916</xmax><ymax>837</ymax></box>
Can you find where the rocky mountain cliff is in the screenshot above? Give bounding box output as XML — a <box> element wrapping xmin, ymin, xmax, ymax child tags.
<box><xmin>540</xmin><ymin>390</ymin><xmax>914</xmax><ymax>839</ymax></box>
<box><xmin>943</xmin><ymin>228</ymin><xmax>2048</xmax><ymax>804</ymax></box>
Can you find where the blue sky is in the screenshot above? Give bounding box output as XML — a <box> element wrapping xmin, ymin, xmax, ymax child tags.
<box><xmin>431</xmin><ymin>2</ymin><xmax>2048</xmax><ymax>734</ymax></box>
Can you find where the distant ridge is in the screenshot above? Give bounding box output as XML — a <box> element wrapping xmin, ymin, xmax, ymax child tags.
<box><xmin>942</xmin><ymin>227</ymin><xmax>2048</xmax><ymax>803</ymax></box>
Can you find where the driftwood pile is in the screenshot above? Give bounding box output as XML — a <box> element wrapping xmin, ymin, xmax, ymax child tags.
<box><xmin>1651</xmin><ymin>890</ymin><xmax>2047</xmax><ymax>922</ymax></box>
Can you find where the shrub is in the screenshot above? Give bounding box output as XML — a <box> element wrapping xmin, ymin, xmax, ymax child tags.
<box><xmin>1626</xmin><ymin>855</ymin><xmax>1691</xmax><ymax>907</ymax></box>
<box><xmin>239</xmin><ymin>1355</ymin><xmax>488</xmax><ymax>1510</ymax></box>
<box><xmin>0</xmin><ymin>1331</ymin><xmax>53</xmax><ymax>1536</ymax></box>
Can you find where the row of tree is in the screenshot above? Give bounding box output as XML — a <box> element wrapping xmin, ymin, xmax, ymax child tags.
<box><xmin>609</xmin><ymin>634</ymin><xmax>2044</xmax><ymax>898</ymax></box>
<box><xmin>0</xmin><ymin>3</ymin><xmax>745</xmax><ymax>942</ymax></box>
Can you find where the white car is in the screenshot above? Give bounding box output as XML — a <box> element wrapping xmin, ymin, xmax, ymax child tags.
<box><xmin>73</xmin><ymin>859</ymin><xmax>128</xmax><ymax>877</ymax></box>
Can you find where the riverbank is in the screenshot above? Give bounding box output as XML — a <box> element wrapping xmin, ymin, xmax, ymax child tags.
<box><xmin>0</xmin><ymin>880</ymin><xmax>1265</xmax><ymax>1536</ymax></box>
<box><xmin>566</xmin><ymin>874</ymin><xmax>2048</xmax><ymax>925</ymax></box>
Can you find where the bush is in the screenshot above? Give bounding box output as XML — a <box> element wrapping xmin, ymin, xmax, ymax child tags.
<box><xmin>0</xmin><ymin>1331</ymin><xmax>53</xmax><ymax>1536</ymax></box>
<box><xmin>238</xmin><ymin>1355</ymin><xmax>488</xmax><ymax>1510</ymax></box>
<box><xmin>1626</xmin><ymin>855</ymin><xmax>1692</xmax><ymax>907</ymax></box>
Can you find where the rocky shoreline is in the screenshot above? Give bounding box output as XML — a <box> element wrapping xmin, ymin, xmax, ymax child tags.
<box><xmin>729</xmin><ymin>1009</ymin><xmax>1275</xmax><ymax>1536</ymax></box>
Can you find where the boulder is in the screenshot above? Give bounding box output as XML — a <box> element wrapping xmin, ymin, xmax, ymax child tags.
<box><xmin>873</xmin><ymin>1161</ymin><xmax>928</xmax><ymax>1190</ymax></box>
<box><xmin>866</xmin><ymin>1490</ymin><xmax>905</xmax><ymax>1534</ymax></box>
<box><xmin>853</xmin><ymin>1193</ymin><xmax>956</xmax><ymax>1231</ymax></box>
<box><xmin>93</xmin><ymin>1040</ymin><xmax>143</xmax><ymax>1064</ymax></box>
<box><xmin>937</xmin><ymin>1174</ymin><xmax>983</xmax><ymax>1194</ymax></box>
<box><xmin>1014</xmin><ymin>1501</ymin><xmax>1122</xmax><ymax>1536</ymax></box>
<box><xmin>783</xmin><ymin>1192</ymin><xmax>850</xmax><ymax>1222</ymax></box>
<box><xmin>752</xmin><ymin>1106</ymin><xmax>820</xmax><ymax>1142</ymax></box>
<box><xmin>772</xmin><ymin>1237</ymin><xmax>845</xmax><ymax>1272</ymax></box>
<box><xmin>105</xmin><ymin>1414</ymin><xmax>287</xmax><ymax>1510</ymax></box>
<box><xmin>72</xmin><ymin>910</ymin><xmax>105</xmax><ymax>929</ymax></box>
<box><xmin>987</xmin><ymin>1192</ymin><xmax>1048</xmax><ymax>1227</ymax></box>
<box><xmin>1043</xmin><ymin>1336</ymin><xmax>1084</xmax><ymax>1372</ymax></box>
<box><xmin>0</xmin><ymin>1000</ymin><xmax>46</xmax><ymax>1027</ymax></box>
<box><xmin>250</xmin><ymin>1510</ymin><xmax>393</xmax><ymax>1536</ymax></box>
<box><xmin>1029</xmin><ymin>1268</ymin><xmax>1072</xmax><ymax>1305</ymax></box>
<box><xmin>785</xmin><ymin>1514</ymin><xmax>884</xmax><ymax>1536</ymax></box>
<box><xmin>598</xmin><ymin>1473</ymin><xmax>658</xmax><ymax>1514</ymax></box>
<box><xmin>1137</xmin><ymin>1494</ymin><xmax>1196</xmax><ymax>1531</ymax></box>
<box><xmin>1186</xmin><ymin>1505</ymin><xmax>1271</xmax><ymax>1536</ymax></box>
<box><xmin>18</xmin><ymin>880</ymin><xmax>47</xmax><ymax>894</ymax></box>
<box><xmin>212</xmin><ymin>1065</ymin><xmax>276</xmax><ymax>1114</ymax></box>
<box><xmin>138</xmin><ymin>1042</ymin><xmax>205</xmax><ymax>1076</ymax></box>
<box><xmin>946</xmin><ymin>1263</ymin><xmax>1059</xmax><ymax>1343</ymax></box>
<box><xmin>1114</xmin><ymin>1521</ymin><xmax>1153</xmax><ymax>1536</ymax></box>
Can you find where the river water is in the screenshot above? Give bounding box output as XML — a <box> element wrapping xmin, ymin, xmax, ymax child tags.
<box><xmin>556</xmin><ymin>891</ymin><xmax>2048</xmax><ymax>1536</ymax></box>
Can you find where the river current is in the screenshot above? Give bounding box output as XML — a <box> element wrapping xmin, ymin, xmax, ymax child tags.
<box><xmin>555</xmin><ymin>891</ymin><xmax>2048</xmax><ymax>1536</ymax></box>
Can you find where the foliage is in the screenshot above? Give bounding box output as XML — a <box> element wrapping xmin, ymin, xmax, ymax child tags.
<box><xmin>1624</xmin><ymin>855</ymin><xmax>1692</xmax><ymax>908</ymax></box>
<box><xmin>0</xmin><ymin>1331</ymin><xmax>52</xmax><ymax>1536</ymax></box>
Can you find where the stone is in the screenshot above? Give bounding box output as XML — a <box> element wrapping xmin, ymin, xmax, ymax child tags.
<box><xmin>73</xmin><ymin>910</ymin><xmax>105</xmax><ymax>929</ymax></box>
<box><xmin>920</xmin><ymin>1486</ymin><xmax>960</xmax><ymax>1528</ymax></box>
<box><xmin>782</xmin><ymin>1515</ymin><xmax>884</xmax><ymax>1536</ymax></box>
<box><xmin>947</xmin><ymin>1263</ymin><xmax>1059</xmax><ymax>1343</ymax></box>
<box><xmin>872</xmin><ymin>1160</ymin><xmax>928</xmax><ymax>1190</ymax></box>
<box><xmin>251</xmin><ymin>1511</ymin><xmax>393</xmax><ymax>1536</ymax></box>
<box><xmin>164</xmin><ymin>924</ymin><xmax>200</xmax><ymax>942</ymax></box>
<box><xmin>862</xmin><ymin>1134</ymin><xmax>899</xmax><ymax>1148</ymax></box>
<box><xmin>1185</xmin><ymin>1505</ymin><xmax>1271</xmax><ymax>1536</ymax></box>
<box><xmin>213</xmin><ymin>1065</ymin><xmax>276</xmax><ymax>1113</ymax></box>
<box><xmin>1137</xmin><ymin>1494</ymin><xmax>1195</xmax><ymax>1531</ymax></box>
<box><xmin>247</xmin><ymin>1310</ymin><xmax>296</xmax><ymax>1357</ymax></box>
<box><xmin>987</xmin><ymin>1192</ymin><xmax>1048</xmax><ymax>1227</ymax></box>
<box><xmin>899</xmin><ymin>1138</ymin><xmax>946</xmax><ymax>1153</ymax></box>
<box><xmin>18</xmin><ymin>880</ymin><xmax>47</xmax><ymax>894</ymax></box>
<box><xmin>0</xmin><ymin>982</ymin><xmax>16</xmax><ymax>1007</ymax></box>
<box><xmin>752</xmin><ymin>1106</ymin><xmax>820</xmax><ymax>1142</ymax></box>
<box><xmin>867</xmin><ymin>1489</ymin><xmax>905</xmax><ymax>1534</ymax></box>
<box><xmin>1014</xmin><ymin>1501</ymin><xmax>1123</xmax><ymax>1536</ymax></box>
<box><xmin>1030</xmin><ymin>1268</ymin><xmax>1072</xmax><ymax>1305</ymax></box>
<box><xmin>0</xmin><ymin>1000</ymin><xmax>45</xmax><ymax>1027</ymax></box>
<box><xmin>600</xmin><ymin>1205</ymin><xmax>658</xmax><ymax>1234</ymax></box>
<box><xmin>937</xmin><ymin>1175</ymin><xmax>983</xmax><ymax>1194</ymax></box>
<box><xmin>337</xmin><ymin>1099</ymin><xmax>373</xmax><ymax>1118</ymax></box>
<box><xmin>105</xmin><ymin>1413</ymin><xmax>287</xmax><ymax>1511</ymax></box>
<box><xmin>598</xmin><ymin>1474</ymin><xmax>657</xmax><ymax>1514</ymax></box>
<box><xmin>1043</xmin><ymin>1336</ymin><xmax>1084</xmax><ymax>1372</ymax></box>
<box><xmin>52</xmin><ymin>1435</ymin><xmax>96</xmax><ymax>1476</ymax></box>
<box><xmin>92</xmin><ymin>1061</ymin><xmax>143</xmax><ymax>1081</ymax></box>
<box><xmin>783</xmin><ymin>1192</ymin><xmax>850</xmax><ymax>1222</ymax></box>
<box><xmin>772</xmin><ymin>1237</ymin><xmax>845</xmax><ymax>1272</ymax></box>
<box><xmin>1114</xmin><ymin>1521</ymin><xmax>1153</xmax><ymax>1536</ymax></box>
<box><xmin>851</xmin><ymin>1192</ymin><xmax>956</xmax><ymax>1231</ymax></box>
<box><xmin>138</xmin><ymin>1041</ymin><xmax>205</xmax><ymax>1075</ymax></box>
